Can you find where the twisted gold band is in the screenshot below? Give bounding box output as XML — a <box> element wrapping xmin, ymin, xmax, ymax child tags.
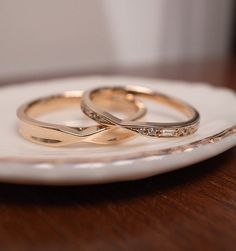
<box><xmin>17</xmin><ymin>90</ymin><xmax>146</xmax><ymax>146</ymax></box>
<box><xmin>81</xmin><ymin>86</ymin><xmax>200</xmax><ymax>137</ymax></box>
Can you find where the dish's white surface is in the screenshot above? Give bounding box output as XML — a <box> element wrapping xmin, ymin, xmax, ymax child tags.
<box><xmin>0</xmin><ymin>76</ymin><xmax>235</xmax><ymax>185</ymax></box>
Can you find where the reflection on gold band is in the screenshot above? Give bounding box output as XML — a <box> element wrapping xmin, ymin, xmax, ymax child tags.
<box><xmin>2</xmin><ymin>126</ymin><xmax>235</xmax><ymax>164</ymax></box>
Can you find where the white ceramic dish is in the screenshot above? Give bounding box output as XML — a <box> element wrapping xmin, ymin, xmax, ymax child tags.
<box><xmin>0</xmin><ymin>76</ymin><xmax>235</xmax><ymax>185</ymax></box>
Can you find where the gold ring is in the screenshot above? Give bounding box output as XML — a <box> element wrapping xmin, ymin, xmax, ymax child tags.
<box><xmin>16</xmin><ymin>90</ymin><xmax>146</xmax><ymax>146</ymax></box>
<box><xmin>81</xmin><ymin>86</ymin><xmax>200</xmax><ymax>137</ymax></box>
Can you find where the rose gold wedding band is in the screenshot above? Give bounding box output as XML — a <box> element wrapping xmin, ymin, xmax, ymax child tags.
<box><xmin>81</xmin><ymin>85</ymin><xmax>200</xmax><ymax>138</ymax></box>
<box><xmin>17</xmin><ymin>90</ymin><xmax>146</xmax><ymax>146</ymax></box>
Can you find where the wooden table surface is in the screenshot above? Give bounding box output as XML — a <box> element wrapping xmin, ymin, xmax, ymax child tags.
<box><xmin>0</xmin><ymin>59</ymin><xmax>235</xmax><ymax>251</ymax></box>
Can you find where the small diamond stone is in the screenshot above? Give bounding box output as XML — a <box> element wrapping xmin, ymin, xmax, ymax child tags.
<box><xmin>147</xmin><ymin>128</ymin><xmax>157</xmax><ymax>136</ymax></box>
<box><xmin>182</xmin><ymin>128</ymin><xmax>188</xmax><ymax>135</ymax></box>
<box><xmin>92</xmin><ymin>113</ymin><xmax>100</xmax><ymax>120</ymax></box>
<box><xmin>161</xmin><ymin>129</ymin><xmax>175</xmax><ymax>137</ymax></box>
<box><xmin>138</xmin><ymin>128</ymin><xmax>146</xmax><ymax>135</ymax></box>
<box><xmin>130</xmin><ymin>128</ymin><xmax>139</xmax><ymax>132</ymax></box>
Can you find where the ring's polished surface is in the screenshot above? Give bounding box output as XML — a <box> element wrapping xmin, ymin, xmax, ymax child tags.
<box><xmin>82</xmin><ymin>86</ymin><xmax>200</xmax><ymax>137</ymax></box>
<box><xmin>17</xmin><ymin>90</ymin><xmax>146</xmax><ymax>146</ymax></box>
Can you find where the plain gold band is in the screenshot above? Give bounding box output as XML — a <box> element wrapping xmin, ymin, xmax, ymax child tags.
<box><xmin>17</xmin><ymin>90</ymin><xmax>147</xmax><ymax>146</ymax></box>
<box><xmin>81</xmin><ymin>86</ymin><xmax>200</xmax><ymax>137</ymax></box>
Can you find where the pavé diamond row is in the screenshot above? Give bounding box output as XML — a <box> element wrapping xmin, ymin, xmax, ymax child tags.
<box><xmin>82</xmin><ymin>86</ymin><xmax>200</xmax><ymax>138</ymax></box>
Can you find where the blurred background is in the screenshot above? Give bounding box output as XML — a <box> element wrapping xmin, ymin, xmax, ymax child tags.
<box><xmin>0</xmin><ymin>0</ymin><xmax>235</xmax><ymax>82</ymax></box>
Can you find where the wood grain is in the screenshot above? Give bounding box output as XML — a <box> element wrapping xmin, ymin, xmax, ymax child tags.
<box><xmin>0</xmin><ymin>59</ymin><xmax>235</xmax><ymax>251</ymax></box>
